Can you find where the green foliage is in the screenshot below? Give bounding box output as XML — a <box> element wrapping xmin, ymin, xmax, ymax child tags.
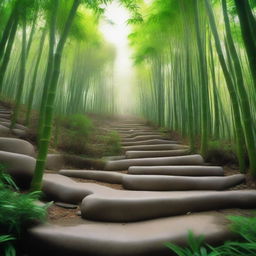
<box><xmin>58</xmin><ymin>114</ymin><xmax>94</xmax><ymax>154</ymax></box>
<box><xmin>100</xmin><ymin>131</ymin><xmax>121</xmax><ymax>156</ymax></box>
<box><xmin>208</xmin><ymin>140</ymin><xmax>234</xmax><ymax>152</ymax></box>
<box><xmin>63</xmin><ymin>114</ymin><xmax>93</xmax><ymax>138</ymax></box>
<box><xmin>0</xmin><ymin>165</ymin><xmax>48</xmax><ymax>256</ymax></box>
<box><xmin>165</xmin><ymin>215</ymin><xmax>256</xmax><ymax>256</ymax></box>
<box><xmin>165</xmin><ymin>231</ymin><xmax>218</xmax><ymax>256</ymax></box>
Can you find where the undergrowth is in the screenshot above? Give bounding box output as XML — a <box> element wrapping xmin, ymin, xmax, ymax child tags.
<box><xmin>58</xmin><ymin>114</ymin><xmax>94</xmax><ymax>154</ymax></box>
<box><xmin>165</xmin><ymin>214</ymin><xmax>256</xmax><ymax>256</ymax></box>
<box><xmin>99</xmin><ymin>131</ymin><xmax>121</xmax><ymax>156</ymax></box>
<box><xmin>0</xmin><ymin>164</ymin><xmax>48</xmax><ymax>256</ymax></box>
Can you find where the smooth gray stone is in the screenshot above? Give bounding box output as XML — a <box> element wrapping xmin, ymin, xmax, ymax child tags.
<box><xmin>0</xmin><ymin>121</ymin><xmax>28</xmax><ymax>131</ymax></box>
<box><xmin>82</xmin><ymin>190</ymin><xmax>256</xmax><ymax>222</ymax></box>
<box><xmin>46</xmin><ymin>154</ymin><xmax>65</xmax><ymax>170</ymax></box>
<box><xmin>126</xmin><ymin>149</ymin><xmax>189</xmax><ymax>158</ymax></box>
<box><xmin>0</xmin><ymin>118</ymin><xmax>10</xmax><ymax>122</ymax></box>
<box><xmin>0</xmin><ymin>150</ymin><xmax>36</xmax><ymax>187</ymax></box>
<box><xmin>0</xmin><ymin>113</ymin><xmax>11</xmax><ymax>118</ymax></box>
<box><xmin>28</xmin><ymin>212</ymin><xmax>232</xmax><ymax>256</ymax></box>
<box><xmin>122</xmin><ymin>135</ymin><xmax>166</xmax><ymax>142</ymax></box>
<box><xmin>119</xmin><ymin>130</ymin><xmax>158</xmax><ymax>137</ymax></box>
<box><xmin>122</xmin><ymin>144</ymin><xmax>188</xmax><ymax>151</ymax></box>
<box><xmin>42</xmin><ymin>174</ymin><xmax>112</xmax><ymax>204</ymax></box>
<box><xmin>59</xmin><ymin>170</ymin><xmax>123</xmax><ymax>184</ymax></box>
<box><xmin>105</xmin><ymin>155</ymin><xmax>203</xmax><ymax>171</ymax></box>
<box><xmin>0</xmin><ymin>110</ymin><xmax>12</xmax><ymax>114</ymax></box>
<box><xmin>103</xmin><ymin>155</ymin><xmax>126</xmax><ymax>161</ymax></box>
<box><xmin>0</xmin><ymin>124</ymin><xmax>11</xmax><ymax>136</ymax></box>
<box><xmin>128</xmin><ymin>166</ymin><xmax>224</xmax><ymax>176</ymax></box>
<box><xmin>124</xmin><ymin>132</ymin><xmax>164</xmax><ymax>138</ymax></box>
<box><xmin>12</xmin><ymin>128</ymin><xmax>28</xmax><ymax>138</ymax></box>
<box><xmin>122</xmin><ymin>174</ymin><xmax>245</xmax><ymax>191</ymax></box>
<box><xmin>122</xmin><ymin>139</ymin><xmax>177</xmax><ymax>146</ymax></box>
<box><xmin>0</xmin><ymin>137</ymin><xmax>35</xmax><ymax>156</ymax></box>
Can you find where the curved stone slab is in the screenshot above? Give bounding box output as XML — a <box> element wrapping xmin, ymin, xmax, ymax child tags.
<box><xmin>103</xmin><ymin>155</ymin><xmax>126</xmax><ymax>161</ymax></box>
<box><xmin>0</xmin><ymin>113</ymin><xmax>11</xmax><ymax>118</ymax></box>
<box><xmin>0</xmin><ymin>150</ymin><xmax>36</xmax><ymax>187</ymax></box>
<box><xmin>0</xmin><ymin>124</ymin><xmax>11</xmax><ymax>136</ymax></box>
<box><xmin>27</xmin><ymin>212</ymin><xmax>232</xmax><ymax>256</ymax></box>
<box><xmin>46</xmin><ymin>154</ymin><xmax>65</xmax><ymax>170</ymax></box>
<box><xmin>12</xmin><ymin>128</ymin><xmax>28</xmax><ymax>138</ymax></box>
<box><xmin>81</xmin><ymin>190</ymin><xmax>256</xmax><ymax>222</ymax></box>
<box><xmin>122</xmin><ymin>174</ymin><xmax>245</xmax><ymax>191</ymax></box>
<box><xmin>59</xmin><ymin>170</ymin><xmax>123</xmax><ymax>184</ymax></box>
<box><xmin>122</xmin><ymin>135</ymin><xmax>166</xmax><ymax>142</ymax></box>
<box><xmin>0</xmin><ymin>110</ymin><xmax>12</xmax><ymax>114</ymax></box>
<box><xmin>0</xmin><ymin>137</ymin><xmax>35</xmax><ymax>156</ymax></box>
<box><xmin>0</xmin><ymin>118</ymin><xmax>10</xmax><ymax>122</ymax></box>
<box><xmin>125</xmin><ymin>131</ymin><xmax>164</xmax><ymax>137</ymax></box>
<box><xmin>105</xmin><ymin>155</ymin><xmax>203</xmax><ymax>171</ymax></box>
<box><xmin>126</xmin><ymin>149</ymin><xmax>189</xmax><ymax>158</ymax></box>
<box><xmin>122</xmin><ymin>139</ymin><xmax>177</xmax><ymax>146</ymax></box>
<box><xmin>0</xmin><ymin>121</ymin><xmax>28</xmax><ymax>131</ymax></box>
<box><xmin>123</xmin><ymin>144</ymin><xmax>188</xmax><ymax>151</ymax></box>
<box><xmin>128</xmin><ymin>166</ymin><xmax>224</xmax><ymax>176</ymax></box>
<box><xmin>42</xmin><ymin>174</ymin><xmax>112</xmax><ymax>203</ymax></box>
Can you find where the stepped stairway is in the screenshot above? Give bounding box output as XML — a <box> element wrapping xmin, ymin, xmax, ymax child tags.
<box><xmin>0</xmin><ymin>109</ymin><xmax>254</xmax><ymax>255</ymax></box>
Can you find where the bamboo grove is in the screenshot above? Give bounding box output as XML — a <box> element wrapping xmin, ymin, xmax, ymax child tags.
<box><xmin>0</xmin><ymin>0</ymin><xmax>141</xmax><ymax>190</ymax></box>
<box><xmin>130</xmin><ymin>0</ymin><xmax>256</xmax><ymax>176</ymax></box>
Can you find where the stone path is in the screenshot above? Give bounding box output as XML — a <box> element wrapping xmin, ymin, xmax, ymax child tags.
<box><xmin>0</xmin><ymin>110</ymin><xmax>254</xmax><ymax>255</ymax></box>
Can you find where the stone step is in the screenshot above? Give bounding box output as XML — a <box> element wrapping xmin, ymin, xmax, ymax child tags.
<box><xmin>122</xmin><ymin>139</ymin><xmax>178</xmax><ymax>147</ymax></box>
<box><xmin>122</xmin><ymin>174</ymin><xmax>245</xmax><ymax>191</ymax></box>
<box><xmin>81</xmin><ymin>190</ymin><xmax>256</xmax><ymax>222</ymax></box>
<box><xmin>128</xmin><ymin>165</ymin><xmax>224</xmax><ymax>176</ymax></box>
<box><xmin>125</xmin><ymin>149</ymin><xmax>189</xmax><ymax>158</ymax></box>
<box><xmin>59</xmin><ymin>168</ymin><xmax>231</xmax><ymax>189</ymax></box>
<box><xmin>0</xmin><ymin>121</ymin><xmax>28</xmax><ymax>131</ymax></box>
<box><xmin>27</xmin><ymin>211</ymin><xmax>233</xmax><ymax>256</ymax></box>
<box><xmin>105</xmin><ymin>155</ymin><xmax>203</xmax><ymax>171</ymax></box>
<box><xmin>122</xmin><ymin>144</ymin><xmax>188</xmax><ymax>151</ymax></box>
<box><xmin>0</xmin><ymin>137</ymin><xmax>35</xmax><ymax>156</ymax></box>
<box><xmin>42</xmin><ymin>174</ymin><xmax>112</xmax><ymax>203</ymax></box>
<box><xmin>121</xmin><ymin>131</ymin><xmax>164</xmax><ymax>138</ymax></box>
<box><xmin>0</xmin><ymin>113</ymin><xmax>11</xmax><ymax>119</ymax></box>
<box><xmin>59</xmin><ymin>170</ymin><xmax>123</xmax><ymax>184</ymax></box>
<box><xmin>0</xmin><ymin>150</ymin><xmax>35</xmax><ymax>187</ymax></box>
<box><xmin>122</xmin><ymin>135</ymin><xmax>167</xmax><ymax>142</ymax></box>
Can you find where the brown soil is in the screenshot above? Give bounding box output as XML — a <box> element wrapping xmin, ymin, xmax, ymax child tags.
<box><xmin>47</xmin><ymin>204</ymin><xmax>85</xmax><ymax>226</ymax></box>
<box><xmin>71</xmin><ymin>177</ymin><xmax>124</xmax><ymax>190</ymax></box>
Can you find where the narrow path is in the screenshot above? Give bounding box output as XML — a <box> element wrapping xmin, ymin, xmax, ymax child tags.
<box><xmin>0</xmin><ymin>112</ymin><xmax>254</xmax><ymax>255</ymax></box>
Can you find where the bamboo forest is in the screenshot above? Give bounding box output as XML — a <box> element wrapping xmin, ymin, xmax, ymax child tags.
<box><xmin>0</xmin><ymin>0</ymin><xmax>256</xmax><ymax>255</ymax></box>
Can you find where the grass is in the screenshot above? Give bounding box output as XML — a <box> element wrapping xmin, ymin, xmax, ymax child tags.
<box><xmin>0</xmin><ymin>164</ymin><xmax>48</xmax><ymax>256</ymax></box>
<box><xmin>165</xmin><ymin>214</ymin><xmax>256</xmax><ymax>256</ymax></box>
<box><xmin>58</xmin><ymin>114</ymin><xmax>94</xmax><ymax>154</ymax></box>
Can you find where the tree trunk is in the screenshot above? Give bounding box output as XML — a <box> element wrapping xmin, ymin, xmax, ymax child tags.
<box><xmin>25</xmin><ymin>27</ymin><xmax>47</xmax><ymax>125</ymax></box>
<box><xmin>0</xmin><ymin>17</ymin><xmax>19</xmax><ymax>93</ymax></box>
<box><xmin>31</xmin><ymin>0</ymin><xmax>81</xmax><ymax>191</ymax></box>
<box><xmin>205</xmin><ymin>0</ymin><xmax>246</xmax><ymax>172</ymax></box>
<box><xmin>233</xmin><ymin>0</ymin><xmax>256</xmax><ymax>89</ymax></box>
<box><xmin>11</xmin><ymin>7</ymin><xmax>27</xmax><ymax>129</ymax></box>
<box><xmin>222</xmin><ymin>0</ymin><xmax>256</xmax><ymax>175</ymax></box>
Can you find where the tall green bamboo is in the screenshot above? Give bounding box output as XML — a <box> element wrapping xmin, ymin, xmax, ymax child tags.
<box><xmin>31</xmin><ymin>0</ymin><xmax>81</xmax><ymax>191</ymax></box>
<box><xmin>222</xmin><ymin>0</ymin><xmax>256</xmax><ymax>175</ymax></box>
<box><xmin>25</xmin><ymin>26</ymin><xmax>47</xmax><ymax>125</ymax></box>
<box><xmin>11</xmin><ymin>6</ymin><xmax>27</xmax><ymax>129</ymax></box>
<box><xmin>194</xmin><ymin>0</ymin><xmax>209</xmax><ymax>157</ymax></box>
<box><xmin>233</xmin><ymin>0</ymin><xmax>256</xmax><ymax>88</ymax></box>
<box><xmin>204</xmin><ymin>0</ymin><xmax>246</xmax><ymax>172</ymax></box>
